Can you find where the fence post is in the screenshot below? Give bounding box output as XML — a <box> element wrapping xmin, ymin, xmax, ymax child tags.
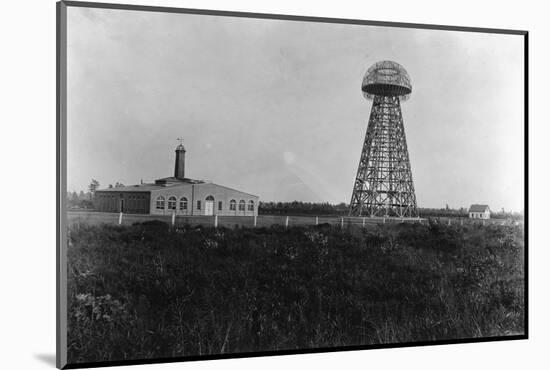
<box><xmin>341</xmin><ymin>217</ymin><xmax>344</xmax><ymax>229</ymax></box>
<box><xmin>118</xmin><ymin>212</ymin><xmax>123</xmax><ymax>225</ymax></box>
<box><xmin>448</xmin><ymin>219</ymin><xmax>451</xmax><ymax>226</ymax></box>
<box><xmin>461</xmin><ymin>219</ymin><xmax>464</xmax><ymax>226</ymax></box>
<box><xmin>383</xmin><ymin>217</ymin><xmax>386</xmax><ymax>224</ymax></box>
<box><xmin>214</xmin><ymin>214</ymin><xmax>218</xmax><ymax>228</ymax></box>
<box><xmin>285</xmin><ymin>216</ymin><xmax>289</xmax><ymax>228</ymax></box>
<box><xmin>254</xmin><ymin>215</ymin><xmax>257</xmax><ymax>227</ymax></box>
<box><xmin>362</xmin><ymin>217</ymin><xmax>365</xmax><ymax>228</ymax></box>
<box><xmin>172</xmin><ymin>212</ymin><xmax>176</xmax><ymax>227</ymax></box>
<box><xmin>483</xmin><ymin>220</ymin><xmax>485</xmax><ymax>226</ymax></box>
<box><xmin>316</xmin><ymin>216</ymin><xmax>319</xmax><ymax>226</ymax></box>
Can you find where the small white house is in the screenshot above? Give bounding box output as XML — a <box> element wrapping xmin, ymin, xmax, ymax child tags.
<box><xmin>468</xmin><ymin>204</ymin><xmax>491</xmax><ymax>219</ymax></box>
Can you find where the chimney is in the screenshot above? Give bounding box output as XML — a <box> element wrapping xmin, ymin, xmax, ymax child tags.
<box><xmin>174</xmin><ymin>141</ymin><xmax>186</xmax><ymax>179</ymax></box>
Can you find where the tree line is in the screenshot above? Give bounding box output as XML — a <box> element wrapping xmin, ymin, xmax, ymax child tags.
<box><xmin>258</xmin><ymin>201</ymin><xmax>522</xmax><ymax>220</ymax></box>
<box><xmin>67</xmin><ymin>179</ymin><xmax>125</xmax><ymax>209</ymax></box>
<box><xmin>258</xmin><ymin>201</ymin><xmax>349</xmax><ymax>216</ymax></box>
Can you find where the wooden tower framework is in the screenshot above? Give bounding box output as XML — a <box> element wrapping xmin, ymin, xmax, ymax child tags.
<box><xmin>349</xmin><ymin>61</ymin><xmax>418</xmax><ymax>217</ymax></box>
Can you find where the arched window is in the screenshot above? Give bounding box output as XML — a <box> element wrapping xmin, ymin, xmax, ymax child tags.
<box><xmin>179</xmin><ymin>197</ymin><xmax>188</xmax><ymax>210</ymax></box>
<box><xmin>156</xmin><ymin>196</ymin><xmax>165</xmax><ymax>209</ymax></box>
<box><xmin>248</xmin><ymin>200</ymin><xmax>254</xmax><ymax>211</ymax></box>
<box><xmin>229</xmin><ymin>199</ymin><xmax>236</xmax><ymax>211</ymax></box>
<box><xmin>168</xmin><ymin>196</ymin><xmax>177</xmax><ymax>210</ymax></box>
<box><xmin>238</xmin><ymin>200</ymin><xmax>245</xmax><ymax>211</ymax></box>
<box><xmin>206</xmin><ymin>195</ymin><xmax>215</xmax><ymax>201</ymax></box>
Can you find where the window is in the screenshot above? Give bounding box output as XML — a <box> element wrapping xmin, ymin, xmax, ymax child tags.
<box><xmin>218</xmin><ymin>201</ymin><xmax>223</xmax><ymax>211</ymax></box>
<box><xmin>238</xmin><ymin>200</ymin><xmax>245</xmax><ymax>211</ymax></box>
<box><xmin>179</xmin><ymin>197</ymin><xmax>188</xmax><ymax>210</ymax></box>
<box><xmin>197</xmin><ymin>200</ymin><xmax>201</xmax><ymax>210</ymax></box>
<box><xmin>206</xmin><ymin>195</ymin><xmax>215</xmax><ymax>201</ymax></box>
<box><xmin>168</xmin><ymin>196</ymin><xmax>177</xmax><ymax>210</ymax></box>
<box><xmin>156</xmin><ymin>196</ymin><xmax>165</xmax><ymax>210</ymax></box>
<box><xmin>248</xmin><ymin>200</ymin><xmax>254</xmax><ymax>211</ymax></box>
<box><xmin>229</xmin><ymin>199</ymin><xmax>236</xmax><ymax>211</ymax></box>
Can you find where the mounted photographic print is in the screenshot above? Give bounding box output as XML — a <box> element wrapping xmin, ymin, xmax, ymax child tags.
<box><xmin>57</xmin><ymin>1</ymin><xmax>528</xmax><ymax>368</ymax></box>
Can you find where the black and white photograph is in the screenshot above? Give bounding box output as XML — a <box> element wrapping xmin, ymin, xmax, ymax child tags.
<box><xmin>56</xmin><ymin>1</ymin><xmax>527</xmax><ymax>368</ymax></box>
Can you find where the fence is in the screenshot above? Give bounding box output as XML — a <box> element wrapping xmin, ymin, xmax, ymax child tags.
<box><xmin>67</xmin><ymin>211</ymin><xmax>521</xmax><ymax>229</ymax></box>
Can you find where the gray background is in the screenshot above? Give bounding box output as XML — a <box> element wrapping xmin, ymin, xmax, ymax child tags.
<box><xmin>67</xmin><ymin>7</ymin><xmax>524</xmax><ymax>211</ymax></box>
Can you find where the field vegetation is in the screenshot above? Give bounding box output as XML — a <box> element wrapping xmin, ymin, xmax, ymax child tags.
<box><xmin>67</xmin><ymin>221</ymin><xmax>524</xmax><ymax>364</ymax></box>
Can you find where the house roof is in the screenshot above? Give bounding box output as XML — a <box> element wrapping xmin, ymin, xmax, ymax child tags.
<box><xmin>469</xmin><ymin>204</ymin><xmax>490</xmax><ymax>212</ymax></box>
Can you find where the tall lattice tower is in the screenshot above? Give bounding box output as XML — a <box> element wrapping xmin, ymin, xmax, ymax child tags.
<box><xmin>349</xmin><ymin>60</ymin><xmax>418</xmax><ymax>217</ymax></box>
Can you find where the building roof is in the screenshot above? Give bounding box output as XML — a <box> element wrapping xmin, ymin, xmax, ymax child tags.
<box><xmin>468</xmin><ymin>204</ymin><xmax>490</xmax><ymax>212</ymax></box>
<box><xmin>154</xmin><ymin>177</ymin><xmax>204</xmax><ymax>185</ymax></box>
<box><xmin>95</xmin><ymin>181</ymin><xmax>259</xmax><ymax>198</ymax></box>
<box><xmin>95</xmin><ymin>184</ymin><xmax>164</xmax><ymax>193</ymax></box>
<box><xmin>198</xmin><ymin>182</ymin><xmax>259</xmax><ymax>198</ymax></box>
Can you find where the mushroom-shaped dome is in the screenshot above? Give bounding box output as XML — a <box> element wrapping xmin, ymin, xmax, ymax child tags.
<box><xmin>361</xmin><ymin>60</ymin><xmax>412</xmax><ymax>100</ymax></box>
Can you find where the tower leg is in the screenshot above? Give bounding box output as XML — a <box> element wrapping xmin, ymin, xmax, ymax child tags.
<box><xmin>349</xmin><ymin>95</ymin><xmax>418</xmax><ymax>217</ymax></box>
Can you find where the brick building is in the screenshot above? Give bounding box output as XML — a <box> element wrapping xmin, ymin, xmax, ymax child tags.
<box><xmin>94</xmin><ymin>143</ymin><xmax>259</xmax><ymax>216</ymax></box>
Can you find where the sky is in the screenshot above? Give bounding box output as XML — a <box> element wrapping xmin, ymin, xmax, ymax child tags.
<box><xmin>66</xmin><ymin>7</ymin><xmax>525</xmax><ymax>212</ymax></box>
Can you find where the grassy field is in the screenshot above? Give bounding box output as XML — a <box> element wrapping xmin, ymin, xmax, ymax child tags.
<box><xmin>67</xmin><ymin>221</ymin><xmax>524</xmax><ymax>364</ymax></box>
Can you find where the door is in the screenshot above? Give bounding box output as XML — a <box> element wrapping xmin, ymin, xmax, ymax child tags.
<box><xmin>205</xmin><ymin>200</ymin><xmax>214</xmax><ymax>216</ymax></box>
<box><xmin>205</xmin><ymin>195</ymin><xmax>215</xmax><ymax>216</ymax></box>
